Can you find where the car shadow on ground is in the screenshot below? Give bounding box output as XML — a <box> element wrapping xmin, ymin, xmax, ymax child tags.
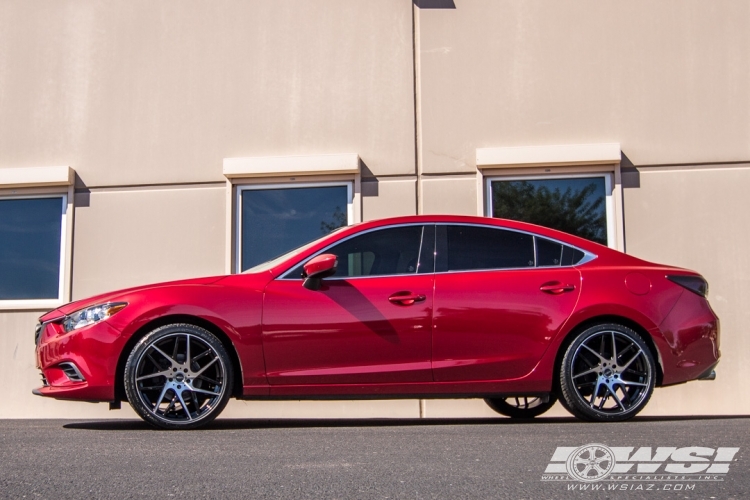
<box><xmin>62</xmin><ymin>414</ymin><xmax>750</xmax><ymax>432</ymax></box>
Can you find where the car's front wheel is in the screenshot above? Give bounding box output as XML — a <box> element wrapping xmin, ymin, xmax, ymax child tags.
<box><xmin>559</xmin><ymin>323</ymin><xmax>656</xmax><ymax>422</ymax></box>
<box><xmin>484</xmin><ymin>395</ymin><xmax>557</xmax><ymax>418</ymax></box>
<box><xmin>124</xmin><ymin>323</ymin><xmax>233</xmax><ymax>430</ymax></box>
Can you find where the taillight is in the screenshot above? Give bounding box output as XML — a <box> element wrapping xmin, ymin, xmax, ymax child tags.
<box><xmin>667</xmin><ymin>275</ymin><xmax>708</xmax><ymax>297</ymax></box>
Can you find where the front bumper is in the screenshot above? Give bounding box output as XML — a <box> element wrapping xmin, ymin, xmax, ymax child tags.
<box><xmin>34</xmin><ymin>319</ymin><xmax>125</xmax><ymax>402</ymax></box>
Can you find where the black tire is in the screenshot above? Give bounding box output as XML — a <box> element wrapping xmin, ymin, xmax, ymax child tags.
<box><xmin>485</xmin><ymin>395</ymin><xmax>557</xmax><ymax>418</ymax></box>
<box><xmin>124</xmin><ymin>323</ymin><xmax>233</xmax><ymax>430</ymax></box>
<box><xmin>559</xmin><ymin>323</ymin><xmax>656</xmax><ymax>422</ymax></box>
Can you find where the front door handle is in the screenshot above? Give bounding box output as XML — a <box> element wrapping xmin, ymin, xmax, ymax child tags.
<box><xmin>388</xmin><ymin>292</ymin><xmax>426</xmax><ymax>306</ymax></box>
<box><xmin>540</xmin><ymin>282</ymin><xmax>576</xmax><ymax>295</ymax></box>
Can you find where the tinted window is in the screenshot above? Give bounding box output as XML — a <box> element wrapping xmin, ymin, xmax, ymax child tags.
<box><xmin>536</xmin><ymin>237</ymin><xmax>563</xmax><ymax>266</ymax></box>
<box><xmin>535</xmin><ymin>237</ymin><xmax>586</xmax><ymax>266</ymax></box>
<box><xmin>288</xmin><ymin>225</ymin><xmax>426</xmax><ymax>279</ymax></box>
<box><xmin>0</xmin><ymin>197</ymin><xmax>63</xmax><ymax>300</ymax></box>
<box><xmin>240</xmin><ymin>185</ymin><xmax>349</xmax><ymax>271</ymax></box>
<box><xmin>562</xmin><ymin>245</ymin><xmax>585</xmax><ymax>266</ymax></box>
<box><xmin>437</xmin><ymin>225</ymin><xmax>534</xmax><ymax>272</ymax></box>
<box><xmin>490</xmin><ymin>177</ymin><xmax>607</xmax><ymax>245</ymax></box>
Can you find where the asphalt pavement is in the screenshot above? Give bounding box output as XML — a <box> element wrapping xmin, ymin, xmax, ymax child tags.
<box><xmin>1</xmin><ymin>415</ymin><xmax>748</xmax><ymax>499</ymax></box>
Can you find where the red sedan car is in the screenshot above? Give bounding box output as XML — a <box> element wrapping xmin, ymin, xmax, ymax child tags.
<box><xmin>34</xmin><ymin>215</ymin><xmax>719</xmax><ymax>429</ymax></box>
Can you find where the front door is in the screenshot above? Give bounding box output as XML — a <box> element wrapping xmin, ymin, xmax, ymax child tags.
<box><xmin>262</xmin><ymin>225</ymin><xmax>435</xmax><ymax>385</ymax></box>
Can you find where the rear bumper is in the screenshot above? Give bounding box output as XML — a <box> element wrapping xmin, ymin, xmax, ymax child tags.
<box><xmin>655</xmin><ymin>290</ymin><xmax>721</xmax><ymax>386</ymax></box>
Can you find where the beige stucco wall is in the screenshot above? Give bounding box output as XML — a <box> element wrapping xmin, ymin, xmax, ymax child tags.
<box><xmin>0</xmin><ymin>0</ymin><xmax>416</xmax><ymax>186</ymax></box>
<box><xmin>71</xmin><ymin>185</ymin><xmax>227</xmax><ymax>299</ymax></box>
<box><xmin>416</xmin><ymin>0</ymin><xmax>750</xmax><ymax>175</ymax></box>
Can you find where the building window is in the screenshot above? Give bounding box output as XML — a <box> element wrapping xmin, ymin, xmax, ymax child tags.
<box><xmin>486</xmin><ymin>174</ymin><xmax>613</xmax><ymax>247</ymax></box>
<box><xmin>236</xmin><ymin>182</ymin><xmax>353</xmax><ymax>272</ymax></box>
<box><xmin>0</xmin><ymin>196</ymin><xmax>67</xmax><ymax>301</ymax></box>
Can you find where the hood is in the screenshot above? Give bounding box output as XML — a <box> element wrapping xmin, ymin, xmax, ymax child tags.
<box><xmin>38</xmin><ymin>275</ymin><xmax>226</xmax><ymax>322</ymax></box>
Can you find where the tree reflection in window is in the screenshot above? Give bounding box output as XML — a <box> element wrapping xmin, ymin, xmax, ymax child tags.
<box><xmin>320</xmin><ymin>206</ymin><xmax>347</xmax><ymax>234</ymax></box>
<box><xmin>491</xmin><ymin>178</ymin><xmax>607</xmax><ymax>245</ymax></box>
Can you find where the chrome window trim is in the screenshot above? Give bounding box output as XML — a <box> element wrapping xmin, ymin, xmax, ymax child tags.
<box><xmin>276</xmin><ymin>221</ymin><xmax>597</xmax><ymax>281</ymax></box>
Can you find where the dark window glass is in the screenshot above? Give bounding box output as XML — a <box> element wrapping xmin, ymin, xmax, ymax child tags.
<box><xmin>561</xmin><ymin>245</ymin><xmax>585</xmax><ymax>266</ymax></box>
<box><xmin>240</xmin><ymin>185</ymin><xmax>348</xmax><ymax>271</ymax></box>
<box><xmin>0</xmin><ymin>198</ymin><xmax>63</xmax><ymax>300</ymax></box>
<box><xmin>491</xmin><ymin>177</ymin><xmax>607</xmax><ymax>245</ymax></box>
<box><xmin>327</xmin><ymin>226</ymin><xmax>424</xmax><ymax>277</ymax></box>
<box><xmin>536</xmin><ymin>237</ymin><xmax>563</xmax><ymax>266</ymax></box>
<box><xmin>438</xmin><ymin>225</ymin><xmax>534</xmax><ymax>272</ymax></box>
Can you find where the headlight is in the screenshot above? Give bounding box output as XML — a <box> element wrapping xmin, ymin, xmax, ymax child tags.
<box><xmin>62</xmin><ymin>302</ymin><xmax>128</xmax><ymax>333</ymax></box>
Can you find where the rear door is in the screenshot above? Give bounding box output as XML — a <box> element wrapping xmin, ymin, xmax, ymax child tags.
<box><xmin>431</xmin><ymin>224</ymin><xmax>581</xmax><ymax>382</ymax></box>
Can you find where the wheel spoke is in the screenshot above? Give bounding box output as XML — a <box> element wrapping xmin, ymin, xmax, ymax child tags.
<box><xmin>172</xmin><ymin>336</ymin><xmax>180</xmax><ymax>360</ymax></box>
<box><xmin>607</xmin><ymin>385</ymin><xmax>626</xmax><ymax>410</ymax></box>
<box><xmin>197</xmin><ymin>374</ymin><xmax>220</xmax><ymax>385</ymax></box>
<box><xmin>137</xmin><ymin>369</ymin><xmax>171</xmax><ymax>382</ymax></box>
<box><xmin>619</xmin><ymin>349</ymin><xmax>643</xmax><ymax>371</ymax></box>
<box><xmin>619</xmin><ymin>380</ymin><xmax>648</xmax><ymax>387</ymax></box>
<box><xmin>611</xmin><ymin>332</ymin><xmax>618</xmax><ymax>362</ymax></box>
<box><xmin>186</xmin><ymin>334</ymin><xmax>191</xmax><ymax>366</ymax></box>
<box><xmin>189</xmin><ymin>386</ymin><xmax>221</xmax><ymax>396</ymax></box>
<box><xmin>151</xmin><ymin>345</ymin><xmax>176</xmax><ymax>363</ymax></box>
<box><xmin>573</xmin><ymin>367</ymin><xmax>598</xmax><ymax>379</ymax></box>
<box><xmin>152</xmin><ymin>385</ymin><xmax>170</xmax><ymax>412</ymax></box>
<box><xmin>582</xmin><ymin>344</ymin><xmax>605</xmax><ymax>362</ymax></box>
<box><xmin>176</xmin><ymin>392</ymin><xmax>192</xmax><ymax>420</ymax></box>
<box><xmin>193</xmin><ymin>357</ymin><xmax>219</xmax><ymax>377</ymax></box>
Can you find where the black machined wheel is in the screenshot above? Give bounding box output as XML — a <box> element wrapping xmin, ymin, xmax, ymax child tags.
<box><xmin>484</xmin><ymin>395</ymin><xmax>557</xmax><ymax>418</ymax></box>
<box><xmin>124</xmin><ymin>323</ymin><xmax>233</xmax><ymax>430</ymax></box>
<box><xmin>559</xmin><ymin>323</ymin><xmax>656</xmax><ymax>422</ymax></box>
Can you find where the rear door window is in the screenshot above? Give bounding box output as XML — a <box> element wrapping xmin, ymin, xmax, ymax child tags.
<box><xmin>436</xmin><ymin>225</ymin><xmax>535</xmax><ymax>272</ymax></box>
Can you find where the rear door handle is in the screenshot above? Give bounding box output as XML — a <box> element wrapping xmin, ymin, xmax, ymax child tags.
<box><xmin>540</xmin><ymin>282</ymin><xmax>576</xmax><ymax>295</ymax></box>
<box><xmin>388</xmin><ymin>292</ymin><xmax>426</xmax><ymax>306</ymax></box>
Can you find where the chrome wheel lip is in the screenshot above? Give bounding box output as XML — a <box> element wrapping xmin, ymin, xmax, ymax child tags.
<box><xmin>134</xmin><ymin>332</ymin><xmax>227</xmax><ymax>425</ymax></box>
<box><xmin>569</xmin><ymin>330</ymin><xmax>652</xmax><ymax>417</ymax></box>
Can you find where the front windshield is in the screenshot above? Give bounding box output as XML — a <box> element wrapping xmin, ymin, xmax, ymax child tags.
<box><xmin>242</xmin><ymin>226</ymin><xmax>347</xmax><ymax>274</ymax></box>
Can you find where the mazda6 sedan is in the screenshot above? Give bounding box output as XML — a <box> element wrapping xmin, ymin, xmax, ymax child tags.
<box><xmin>34</xmin><ymin>215</ymin><xmax>720</xmax><ymax>429</ymax></box>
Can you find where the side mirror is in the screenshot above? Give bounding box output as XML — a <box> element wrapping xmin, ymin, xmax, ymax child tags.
<box><xmin>302</xmin><ymin>254</ymin><xmax>338</xmax><ymax>290</ymax></box>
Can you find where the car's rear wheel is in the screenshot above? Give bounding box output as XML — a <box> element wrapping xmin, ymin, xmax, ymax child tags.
<box><xmin>124</xmin><ymin>323</ymin><xmax>233</xmax><ymax>430</ymax></box>
<box><xmin>559</xmin><ymin>323</ymin><xmax>655</xmax><ymax>422</ymax></box>
<box><xmin>484</xmin><ymin>395</ymin><xmax>557</xmax><ymax>418</ymax></box>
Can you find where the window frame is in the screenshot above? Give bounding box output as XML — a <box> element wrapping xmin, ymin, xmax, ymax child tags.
<box><xmin>484</xmin><ymin>172</ymin><xmax>616</xmax><ymax>249</ymax></box>
<box><xmin>234</xmin><ymin>181</ymin><xmax>354</xmax><ymax>274</ymax></box>
<box><xmin>278</xmin><ymin>223</ymin><xmax>431</xmax><ymax>280</ymax></box>
<box><xmin>0</xmin><ymin>193</ymin><xmax>69</xmax><ymax>309</ymax></box>
<box><xmin>434</xmin><ymin>223</ymin><xmax>596</xmax><ymax>274</ymax></box>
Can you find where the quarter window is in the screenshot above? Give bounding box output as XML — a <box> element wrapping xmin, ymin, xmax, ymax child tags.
<box><xmin>0</xmin><ymin>197</ymin><xmax>66</xmax><ymax>300</ymax></box>
<box><xmin>535</xmin><ymin>237</ymin><xmax>585</xmax><ymax>266</ymax></box>
<box><xmin>237</xmin><ymin>183</ymin><xmax>352</xmax><ymax>272</ymax></box>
